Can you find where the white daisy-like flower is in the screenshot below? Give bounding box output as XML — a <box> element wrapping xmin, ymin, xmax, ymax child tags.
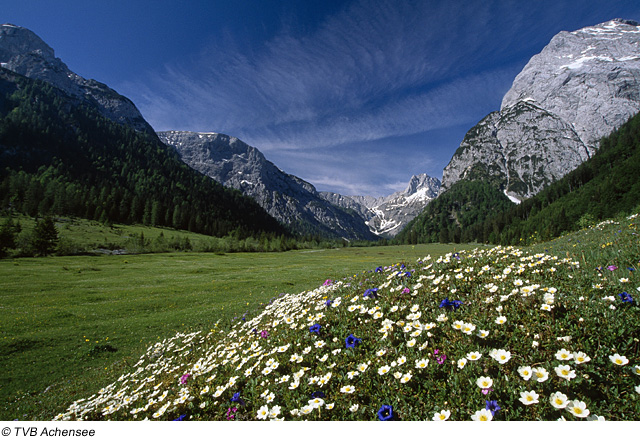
<box><xmin>517</xmin><ymin>366</ymin><xmax>532</xmax><ymax>381</ymax></box>
<box><xmin>555</xmin><ymin>349</ymin><xmax>573</xmax><ymax>361</ymax></box>
<box><xmin>471</xmin><ymin>408</ymin><xmax>493</xmax><ymax>421</ymax></box>
<box><xmin>346</xmin><ymin>371</ymin><xmax>359</xmax><ymax>379</ymax></box>
<box><xmin>609</xmin><ymin>353</ymin><xmax>629</xmax><ymax>366</ymax></box>
<box><xmin>326</xmin><ymin>403</ymin><xmax>335</xmax><ymax>409</ymax></box>
<box><xmin>549</xmin><ymin>391</ymin><xmax>569</xmax><ymax>409</ymax></box>
<box><xmin>269</xmin><ymin>405</ymin><xmax>282</xmax><ymax>418</ymax></box>
<box><xmin>495</xmin><ymin>316</ymin><xmax>507</xmax><ymax>325</ymax></box>
<box><xmin>466</xmin><ymin>351</ymin><xmax>482</xmax><ymax>361</ymax></box>
<box><xmin>566</xmin><ymin>400</ymin><xmax>590</xmax><ymax>418</ymax></box>
<box><xmin>633</xmin><ymin>365</ymin><xmax>640</xmax><ymax>376</ymax></box>
<box><xmin>476</xmin><ymin>376</ymin><xmax>493</xmax><ymax>389</ymax></box>
<box><xmin>492</xmin><ymin>349</ymin><xmax>511</xmax><ymax>364</ymax></box>
<box><xmin>432</xmin><ymin>409</ymin><xmax>451</xmax><ymax>421</ymax></box>
<box><xmin>478</xmin><ymin>330</ymin><xmax>489</xmax><ymax>338</ymax></box>
<box><xmin>340</xmin><ymin>385</ymin><xmax>356</xmax><ymax>394</ymax></box>
<box><xmin>457</xmin><ymin>358</ymin><xmax>467</xmax><ymax>369</ymax></box>
<box><xmin>397</xmin><ymin>355</ymin><xmax>407</xmax><ymax>365</ymax></box>
<box><xmin>378</xmin><ymin>365</ymin><xmax>390</xmax><ymax>375</ymax></box>
<box><xmin>532</xmin><ymin>367</ymin><xmax>549</xmax><ymax>382</ymax></box>
<box><xmin>314</xmin><ymin>340</ymin><xmax>326</xmax><ymax>349</ymax></box>
<box><xmin>554</xmin><ymin>364</ymin><xmax>576</xmax><ymax>381</ymax></box>
<box><xmin>393</xmin><ymin>371</ymin><xmax>403</xmax><ymax>379</ymax></box>
<box><xmin>400</xmin><ymin>372</ymin><xmax>412</xmax><ymax>383</ymax></box>
<box><xmin>519</xmin><ymin>390</ymin><xmax>539</xmax><ymax>405</ymax></box>
<box><xmin>376</xmin><ymin>349</ymin><xmax>386</xmax><ymax>357</ymax></box>
<box><xmin>349</xmin><ymin>404</ymin><xmax>359</xmax><ymax>413</ymax></box>
<box><xmin>256</xmin><ymin>405</ymin><xmax>269</xmax><ymax>420</ymax></box>
<box><xmin>573</xmin><ymin>352</ymin><xmax>591</xmax><ymax>364</ymax></box>
<box><xmin>415</xmin><ymin>358</ymin><xmax>429</xmax><ymax>369</ymax></box>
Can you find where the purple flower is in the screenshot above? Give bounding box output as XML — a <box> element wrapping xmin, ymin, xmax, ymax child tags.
<box><xmin>179</xmin><ymin>374</ymin><xmax>191</xmax><ymax>385</ymax></box>
<box><xmin>309</xmin><ymin>324</ymin><xmax>321</xmax><ymax>334</ymax></box>
<box><xmin>377</xmin><ymin>405</ymin><xmax>394</xmax><ymax>421</ymax></box>
<box><xmin>364</xmin><ymin>288</ymin><xmax>378</xmax><ymax>299</ymax></box>
<box><xmin>485</xmin><ymin>400</ymin><xmax>501</xmax><ymax>416</ymax></box>
<box><xmin>619</xmin><ymin>292</ymin><xmax>634</xmax><ymax>303</ymax></box>
<box><xmin>608</xmin><ymin>265</ymin><xmax>618</xmax><ymax>271</ymax></box>
<box><xmin>323</xmin><ymin>279</ymin><xmax>333</xmax><ymax>286</ymax></box>
<box><xmin>402</xmin><ymin>287</ymin><xmax>410</xmax><ymax>294</ymax></box>
<box><xmin>481</xmin><ymin>388</ymin><xmax>493</xmax><ymax>396</ymax></box>
<box><xmin>260</xmin><ymin>330</ymin><xmax>269</xmax><ymax>338</ymax></box>
<box><xmin>345</xmin><ymin>334</ymin><xmax>362</xmax><ymax>348</ymax></box>
<box><xmin>375</xmin><ymin>266</ymin><xmax>383</xmax><ymax>273</ymax></box>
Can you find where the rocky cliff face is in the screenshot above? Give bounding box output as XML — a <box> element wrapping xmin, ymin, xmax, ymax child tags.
<box><xmin>0</xmin><ymin>23</ymin><xmax>153</xmax><ymax>134</ymax></box>
<box><xmin>442</xmin><ymin>19</ymin><xmax>640</xmax><ymax>201</ymax></box>
<box><xmin>157</xmin><ymin>131</ymin><xmax>377</xmax><ymax>240</ymax></box>
<box><xmin>321</xmin><ymin>173</ymin><xmax>441</xmax><ymax>238</ymax></box>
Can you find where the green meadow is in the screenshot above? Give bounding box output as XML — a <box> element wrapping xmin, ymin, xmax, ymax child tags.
<box><xmin>0</xmin><ymin>241</ymin><xmax>476</xmax><ymax>420</ymax></box>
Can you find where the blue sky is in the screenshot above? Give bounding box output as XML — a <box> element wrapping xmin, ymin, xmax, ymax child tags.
<box><xmin>4</xmin><ymin>0</ymin><xmax>640</xmax><ymax>196</ymax></box>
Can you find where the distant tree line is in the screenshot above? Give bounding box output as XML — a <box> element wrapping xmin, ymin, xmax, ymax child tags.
<box><xmin>0</xmin><ymin>70</ymin><xmax>287</xmax><ymax>240</ymax></box>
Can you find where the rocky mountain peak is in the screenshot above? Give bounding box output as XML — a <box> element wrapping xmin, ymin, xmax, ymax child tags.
<box><xmin>443</xmin><ymin>18</ymin><xmax>640</xmax><ymax>200</ymax></box>
<box><xmin>0</xmin><ymin>23</ymin><xmax>154</xmax><ymax>134</ymax></box>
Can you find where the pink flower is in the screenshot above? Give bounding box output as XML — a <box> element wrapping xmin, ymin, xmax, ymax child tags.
<box><xmin>481</xmin><ymin>388</ymin><xmax>493</xmax><ymax>395</ymax></box>
<box><xmin>402</xmin><ymin>288</ymin><xmax>411</xmax><ymax>294</ymax></box>
<box><xmin>323</xmin><ymin>279</ymin><xmax>333</xmax><ymax>286</ymax></box>
<box><xmin>260</xmin><ymin>330</ymin><xmax>269</xmax><ymax>338</ymax></box>
<box><xmin>180</xmin><ymin>374</ymin><xmax>191</xmax><ymax>384</ymax></box>
<box><xmin>608</xmin><ymin>265</ymin><xmax>618</xmax><ymax>271</ymax></box>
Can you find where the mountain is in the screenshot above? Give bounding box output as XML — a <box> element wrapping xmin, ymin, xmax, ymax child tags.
<box><xmin>157</xmin><ymin>131</ymin><xmax>377</xmax><ymax>241</ymax></box>
<box><xmin>320</xmin><ymin>173</ymin><xmax>441</xmax><ymax>238</ymax></box>
<box><xmin>0</xmin><ymin>28</ymin><xmax>287</xmax><ymax>240</ymax></box>
<box><xmin>0</xmin><ymin>23</ymin><xmax>153</xmax><ymax>134</ymax></box>
<box><xmin>442</xmin><ymin>19</ymin><xmax>640</xmax><ymax>201</ymax></box>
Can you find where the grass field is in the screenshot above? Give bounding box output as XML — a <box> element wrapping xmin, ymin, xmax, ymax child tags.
<box><xmin>0</xmin><ymin>242</ymin><xmax>477</xmax><ymax>420</ymax></box>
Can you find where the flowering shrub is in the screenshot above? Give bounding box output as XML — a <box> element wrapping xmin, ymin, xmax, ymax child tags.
<box><xmin>56</xmin><ymin>214</ymin><xmax>640</xmax><ymax>421</ymax></box>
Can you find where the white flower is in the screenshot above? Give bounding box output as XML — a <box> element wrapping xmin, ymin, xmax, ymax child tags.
<box><xmin>573</xmin><ymin>352</ymin><xmax>591</xmax><ymax>364</ymax></box>
<box><xmin>357</xmin><ymin>363</ymin><xmax>368</xmax><ymax>373</ymax></box>
<box><xmin>566</xmin><ymin>400</ymin><xmax>590</xmax><ymax>418</ymax></box>
<box><xmin>269</xmin><ymin>405</ymin><xmax>282</xmax><ymax>418</ymax></box>
<box><xmin>471</xmin><ymin>408</ymin><xmax>493</xmax><ymax>421</ymax></box>
<box><xmin>555</xmin><ymin>349</ymin><xmax>573</xmax><ymax>361</ymax></box>
<box><xmin>587</xmin><ymin>415</ymin><xmax>605</xmax><ymax>421</ymax></box>
<box><xmin>376</xmin><ymin>349</ymin><xmax>386</xmax><ymax>357</ymax></box>
<box><xmin>519</xmin><ymin>390</ymin><xmax>539</xmax><ymax>405</ymax></box>
<box><xmin>378</xmin><ymin>365</ymin><xmax>390</xmax><ymax>375</ymax></box>
<box><xmin>256</xmin><ymin>405</ymin><xmax>269</xmax><ymax>420</ymax></box>
<box><xmin>476</xmin><ymin>376</ymin><xmax>493</xmax><ymax>389</ymax></box>
<box><xmin>325</xmin><ymin>403</ymin><xmax>335</xmax><ymax>409</ymax></box>
<box><xmin>491</xmin><ymin>349</ymin><xmax>511</xmax><ymax>364</ymax></box>
<box><xmin>495</xmin><ymin>316</ymin><xmax>507</xmax><ymax>325</ymax></box>
<box><xmin>540</xmin><ymin>304</ymin><xmax>553</xmax><ymax>311</ymax></box>
<box><xmin>633</xmin><ymin>365</ymin><xmax>640</xmax><ymax>376</ymax></box>
<box><xmin>300</xmin><ymin>405</ymin><xmax>314</xmax><ymax>415</ymax></box>
<box><xmin>548</xmin><ymin>391</ymin><xmax>569</xmax><ymax>409</ymax></box>
<box><xmin>554</xmin><ymin>364</ymin><xmax>576</xmax><ymax>381</ymax></box>
<box><xmin>340</xmin><ymin>385</ymin><xmax>356</xmax><ymax>394</ymax></box>
<box><xmin>397</xmin><ymin>355</ymin><xmax>407</xmax><ymax>365</ymax></box>
<box><xmin>432</xmin><ymin>409</ymin><xmax>451</xmax><ymax>421</ymax></box>
<box><xmin>314</xmin><ymin>340</ymin><xmax>326</xmax><ymax>349</ymax></box>
<box><xmin>393</xmin><ymin>371</ymin><xmax>402</xmax><ymax>379</ymax></box>
<box><xmin>635</xmin><ymin>385</ymin><xmax>640</xmax><ymax>395</ymax></box>
<box><xmin>609</xmin><ymin>353</ymin><xmax>629</xmax><ymax>366</ymax></box>
<box><xmin>532</xmin><ymin>367</ymin><xmax>549</xmax><ymax>382</ymax></box>
<box><xmin>457</xmin><ymin>358</ymin><xmax>467</xmax><ymax>369</ymax></box>
<box><xmin>346</xmin><ymin>371</ymin><xmax>359</xmax><ymax>379</ymax></box>
<box><xmin>308</xmin><ymin>398</ymin><xmax>324</xmax><ymax>409</ymax></box>
<box><xmin>466</xmin><ymin>352</ymin><xmax>482</xmax><ymax>361</ymax></box>
<box><xmin>415</xmin><ymin>358</ymin><xmax>429</xmax><ymax>369</ymax></box>
<box><xmin>517</xmin><ymin>366</ymin><xmax>532</xmax><ymax>381</ymax></box>
<box><xmin>478</xmin><ymin>330</ymin><xmax>489</xmax><ymax>338</ymax></box>
<box><xmin>400</xmin><ymin>372</ymin><xmax>412</xmax><ymax>383</ymax></box>
<box><xmin>349</xmin><ymin>404</ymin><xmax>359</xmax><ymax>413</ymax></box>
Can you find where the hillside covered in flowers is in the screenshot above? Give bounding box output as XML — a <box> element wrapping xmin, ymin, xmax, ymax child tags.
<box><xmin>57</xmin><ymin>214</ymin><xmax>640</xmax><ymax>421</ymax></box>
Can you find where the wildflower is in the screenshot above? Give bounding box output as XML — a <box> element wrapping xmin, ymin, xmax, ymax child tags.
<box><xmin>466</xmin><ymin>352</ymin><xmax>482</xmax><ymax>361</ymax></box>
<box><xmin>532</xmin><ymin>367</ymin><xmax>549</xmax><ymax>382</ymax></box>
<box><xmin>555</xmin><ymin>349</ymin><xmax>573</xmax><ymax>361</ymax></box>
<box><xmin>478</xmin><ymin>330</ymin><xmax>489</xmax><ymax>338</ymax></box>
<box><xmin>573</xmin><ymin>352</ymin><xmax>591</xmax><ymax>364</ymax></box>
<box><xmin>607</xmin><ymin>265</ymin><xmax>618</xmax><ymax>271</ymax></box>
<box><xmin>179</xmin><ymin>374</ymin><xmax>191</xmax><ymax>385</ymax></box>
<box><xmin>309</xmin><ymin>324</ymin><xmax>321</xmax><ymax>334</ymax></box>
<box><xmin>415</xmin><ymin>358</ymin><xmax>429</xmax><ymax>369</ymax></box>
<box><xmin>632</xmin><ymin>365</ymin><xmax>640</xmax><ymax>376</ymax></box>
<box><xmin>397</xmin><ymin>355</ymin><xmax>407</xmax><ymax>365</ymax></box>
<box><xmin>495</xmin><ymin>316</ymin><xmax>507</xmax><ymax>325</ymax></box>
<box><xmin>269</xmin><ymin>406</ymin><xmax>282</xmax><ymax>418</ymax></box>
<box><xmin>378</xmin><ymin>365</ymin><xmax>390</xmax><ymax>375</ymax></box>
<box><xmin>377</xmin><ymin>405</ymin><xmax>394</xmax><ymax>421</ymax></box>
<box><xmin>549</xmin><ymin>391</ymin><xmax>569</xmax><ymax>409</ymax></box>
<box><xmin>256</xmin><ymin>405</ymin><xmax>269</xmax><ymax>420</ymax></box>
<box><xmin>485</xmin><ymin>400</ymin><xmax>501</xmax><ymax>416</ymax></box>
<box><xmin>619</xmin><ymin>292</ymin><xmax>634</xmax><ymax>303</ymax></box>
<box><xmin>345</xmin><ymin>334</ymin><xmax>362</xmax><ymax>348</ymax></box>
<box><xmin>363</xmin><ymin>288</ymin><xmax>378</xmax><ymax>299</ymax></box>
<box><xmin>314</xmin><ymin>340</ymin><xmax>326</xmax><ymax>349</ymax></box>
<box><xmin>491</xmin><ymin>349</ymin><xmax>511</xmax><ymax>364</ymax></box>
<box><xmin>519</xmin><ymin>390</ymin><xmax>539</xmax><ymax>405</ymax></box>
<box><xmin>308</xmin><ymin>398</ymin><xmax>324</xmax><ymax>409</ymax></box>
<box><xmin>517</xmin><ymin>366</ymin><xmax>532</xmax><ymax>381</ymax></box>
<box><xmin>635</xmin><ymin>385</ymin><xmax>640</xmax><ymax>395</ymax></box>
<box><xmin>471</xmin><ymin>408</ymin><xmax>493</xmax><ymax>421</ymax></box>
<box><xmin>400</xmin><ymin>372</ymin><xmax>412</xmax><ymax>383</ymax></box>
<box><xmin>457</xmin><ymin>358</ymin><xmax>467</xmax><ymax>369</ymax></box>
<box><xmin>609</xmin><ymin>353</ymin><xmax>629</xmax><ymax>366</ymax></box>
<box><xmin>477</xmin><ymin>377</ymin><xmax>493</xmax><ymax>390</ymax></box>
<box><xmin>260</xmin><ymin>330</ymin><xmax>269</xmax><ymax>338</ymax></box>
<box><xmin>554</xmin><ymin>365</ymin><xmax>576</xmax><ymax>380</ymax></box>
<box><xmin>432</xmin><ymin>410</ymin><xmax>451</xmax><ymax>421</ymax></box>
<box><xmin>349</xmin><ymin>404</ymin><xmax>359</xmax><ymax>413</ymax></box>
<box><xmin>340</xmin><ymin>385</ymin><xmax>356</xmax><ymax>394</ymax></box>
<box><xmin>566</xmin><ymin>400</ymin><xmax>590</xmax><ymax>418</ymax></box>
<box><xmin>439</xmin><ymin>298</ymin><xmax>463</xmax><ymax>310</ymax></box>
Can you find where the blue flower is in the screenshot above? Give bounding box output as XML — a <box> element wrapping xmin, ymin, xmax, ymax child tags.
<box><xmin>309</xmin><ymin>324</ymin><xmax>321</xmax><ymax>334</ymax></box>
<box><xmin>375</xmin><ymin>266</ymin><xmax>383</xmax><ymax>273</ymax></box>
<box><xmin>377</xmin><ymin>405</ymin><xmax>394</xmax><ymax>421</ymax></box>
<box><xmin>364</xmin><ymin>288</ymin><xmax>378</xmax><ymax>299</ymax></box>
<box><xmin>439</xmin><ymin>297</ymin><xmax>463</xmax><ymax>310</ymax></box>
<box><xmin>619</xmin><ymin>292</ymin><xmax>634</xmax><ymax>303</ymax></box>
<box><xmin>311</xmin><ymin>391</ymin><xmax>326</xmax><ymax>399</ymax></box>
<box><xmin>231</xmin><ymin>392</ymin><xmax>241</xmax><ymax>402</ymax></box>
<box><xmin>173</xmin><ymin>414</ymin><xmax>187</xmax><ymax>421</ymax></box>
<box><xmin>485</xmin><ymin>400</ymin><xmax>501</xmax><ymax>416</ymax></box>
<box><xmin>325</xmin><ymin>299</ymin><xmax>333</xmax><ymax>307</ymax></box>
<box><xmin>345</xmin><ymin>334</ymin><xmax>362</xmax><ymax>348</ymax></box>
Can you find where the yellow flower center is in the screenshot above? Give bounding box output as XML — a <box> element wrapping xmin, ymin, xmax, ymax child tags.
<box><xmin>574</xmin><ymin>408</ymin><xmax>583</xmax><ymax>414</ymax></box>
